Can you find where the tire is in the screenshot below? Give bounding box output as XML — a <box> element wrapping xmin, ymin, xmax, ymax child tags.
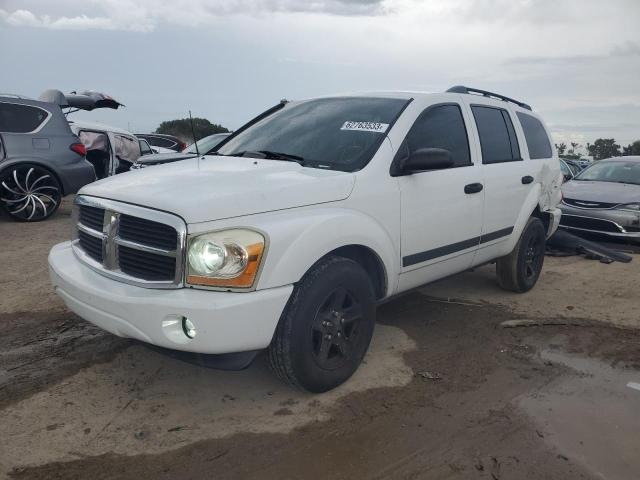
<box><xmin>0</xmin><ymin>163</ymin><xmax>62</xmax><ymax>222</ymax></box>
<box><xmin>496</xmin><ymin>217</ymin><xmax>546</xmax><ymax>293</ymax></box>
<box><xmin>268</xmin><ymin>255</ymin><xmax>376</xmax><ymax>393</ymax></box>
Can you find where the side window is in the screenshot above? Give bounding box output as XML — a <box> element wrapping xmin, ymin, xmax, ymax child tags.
<box><xmin>402</xmin><ymin>104</ymin><xmax>471</xmax><ymax>168</ymax></box>
<box><xmin>0</xmin><ymin>102</ymin><xmax>49</xmax><ymax>133</ymax></box>
<box><xmin>517</xmin><ymin>112</ymin><xmax>552</xmax><ymax>159</ymax></box>
<box><xmin>471</xmin><ymin>106</ymin><xmax>521</xmax><ymax>164</ymax></box>
<box><xmin>147</xmin><ymin>136</ymin><xmax>175</xmax><ymax>148</ymax></box>
<box><xmin>139</xmin><ymin>140</ymin><xmax>153</xmax><ymax>155</ymax></box>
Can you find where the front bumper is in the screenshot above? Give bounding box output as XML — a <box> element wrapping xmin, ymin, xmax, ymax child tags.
<box><xmin>49</xmin><ymin>242</ymin><xmax>293</xmax><ymax>354</ymax></box>
<box><xmin>559</xmin><ymin>204</ymin><xmax>640</xmax><ymax>240</ymax></box>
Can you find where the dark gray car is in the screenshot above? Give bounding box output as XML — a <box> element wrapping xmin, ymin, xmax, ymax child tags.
<box><xmin>560</xmin><ymin>156</ymin><xmax>640</xmax><ymax>242</ymax></box>
<box><xmin>130</xmin><ymin>133</ymin><xmax>230</xmax><ymax>169</ymax></box>
<box><xmin>0</xmin><ymin>94</ymin><xmax>96</xmax><ymax>221</ymax></box>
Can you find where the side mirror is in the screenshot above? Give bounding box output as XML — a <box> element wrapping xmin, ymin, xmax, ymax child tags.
<box><xmin>402</xmin><ymin>148</ymin><xmax>454</xmax><ymax>173</ymax></box>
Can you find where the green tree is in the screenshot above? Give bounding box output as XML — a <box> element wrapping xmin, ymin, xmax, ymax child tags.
<box><xmin>622</xmin><ymin>140</ymin><xmax>640</xmax><ymax>156</ymax></box>
<box><xmin>587</xmin><ymin>138</ymin><xmax>621</xmax><ymax>160</ymax></box>
<box><xmin>555</xmin><ymin>142</ymin><xmax>567</xmax><ymax>155</ymax></box>
<box><xmin>155</xmin><ymin>118</ymin><xmax>229</xmax><ymax>143</ymax></box>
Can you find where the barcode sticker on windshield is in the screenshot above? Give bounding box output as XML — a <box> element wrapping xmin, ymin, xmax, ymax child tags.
<box><xmin>341</xmin><ymin>121</ymin><xmax>389</xmax><ymax>133</ymax></box>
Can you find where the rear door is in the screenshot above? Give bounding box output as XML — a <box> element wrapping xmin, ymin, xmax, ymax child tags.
<box><xmin>397</xmin><ymin>97</ymin><xmax>484</xmax><ymax>291</ymax></box>
<box><xmin>462</xmin><ymin>98</ymin><xmax>533</xmax><ymax>261</ymax></box>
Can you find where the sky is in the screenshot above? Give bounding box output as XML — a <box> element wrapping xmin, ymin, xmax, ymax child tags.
<box><xmin>1</xmin><ymin>0</ymin><xmax>639</xmax><ymax>152</ymax></box>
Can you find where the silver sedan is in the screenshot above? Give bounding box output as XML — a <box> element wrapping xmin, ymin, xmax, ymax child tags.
<box><xmin>560</xmin><ymin>156</ymin><xmax>640</xmax><ymax>242</ymax></box>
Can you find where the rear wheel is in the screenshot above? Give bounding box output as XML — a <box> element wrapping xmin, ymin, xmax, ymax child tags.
<box><xmin>496</xmin><ymin>217</ymin><xmax>546</xmax><ymax>293</ymax></box>
<box><xmin>268</xmin><ymin>255</ymin><xmax>376</xmax><ymax>393</ymax></box>
<box><xmin>0</xmin><ymin>164</ymin><xmax>61</xmax><ymax>222</ymax></box>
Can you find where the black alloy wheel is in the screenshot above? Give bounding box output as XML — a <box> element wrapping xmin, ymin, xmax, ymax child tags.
<box><xmin>310</xmin><ymin>287</ymin><xmax>364</xmax><ymax>370</ymax></box>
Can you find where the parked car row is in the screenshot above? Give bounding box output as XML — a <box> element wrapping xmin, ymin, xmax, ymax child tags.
<box><xmin>0</xmin><ymin>89</ymin><xmax>226</xmax><ymax>221</ymax></box>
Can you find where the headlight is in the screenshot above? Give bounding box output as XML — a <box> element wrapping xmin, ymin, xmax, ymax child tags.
<box><xmin>186</xmin><ymin>229</ymin><xmax>265</xmax><ymax>288</ymax></box>
<box><xmin>617</xmin><ymin>203</ymin><xmax>640</xmax><ymax>211</ymax></box>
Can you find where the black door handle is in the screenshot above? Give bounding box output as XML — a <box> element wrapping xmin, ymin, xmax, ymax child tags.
<box><xmin>464</xmin><ymin>183</ymin><xmax>483</xmax><ymax>194</ymax></box>
<box><xmin>522</xmin><ymin>175</ymin><xmax>534</xmax><ymax>184</ymax></box>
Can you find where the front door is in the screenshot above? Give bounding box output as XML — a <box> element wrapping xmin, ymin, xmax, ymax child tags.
<box><xmin>397</xmin><ymin>101</ymin><xmax>484</xmax><ymax>292</ymax></box>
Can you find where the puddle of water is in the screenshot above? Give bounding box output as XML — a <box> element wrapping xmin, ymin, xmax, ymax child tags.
<box><xmin>520</xmin><ymin>349</ymin><xmax>640</xmax><ymax>480</ymax></box>
<box><xmin>0</xmin><ymin>324</ymin><xmax>415</xmax><ymax>474</ymax></box>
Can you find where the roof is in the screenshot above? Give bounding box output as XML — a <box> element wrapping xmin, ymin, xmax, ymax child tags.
<box><xmin>68</xmin><ymin>119</ymin><xmax>135</xmax><ymax>136</ymax></box>
<box><xmin>601</xmin><ymin>156</ymin><xmax>640</xmax><ymax>162</ymax></box>
<box><xmin>291</xmin><ymin>87</ymin><xmax>535</xmax><ymax>112</ymax></box>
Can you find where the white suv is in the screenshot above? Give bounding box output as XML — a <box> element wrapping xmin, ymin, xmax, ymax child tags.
<box><xmin>49</xmin><ymin>86</ymin><xmax>562</xmax><ymax>392</ymax></box>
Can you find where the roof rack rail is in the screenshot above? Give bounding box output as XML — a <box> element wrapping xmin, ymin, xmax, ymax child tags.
<box><xmin>446</xmin><ymin>85</ymin><xmax>532</xmax><ymax>111</ymax></box>
<box><xmin>0</xmin><ymin>93</ymin><xmax>32</xmax><ymax>100</ymax></box>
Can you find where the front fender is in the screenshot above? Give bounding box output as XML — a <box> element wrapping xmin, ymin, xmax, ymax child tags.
<box><xmin>192</xmin><ymin>207</ymin><xmax>400</xmax><ymax>296</ymax></box>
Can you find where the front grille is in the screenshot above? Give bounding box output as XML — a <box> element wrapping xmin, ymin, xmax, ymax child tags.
<box><xmin>79</xmin><ymin>205</ymin><xmax>105</xmax><ymax>231</ymax></box>
<box><xmin>563</xmin><ymin>198</ymin><xmax>619</xmax><ymax>209</ymax></box>
<box><xmin>118</xmin><ymin>245</ymin><xmax>176</xmax><ymax>281</ymax></box>
<box><xmin>119</xmin><ymin>215</ymin><xmax>178</xmax><ymax>250</ymax></box>
<box><xmin>78</xmin><ymin>230</ymin><xmax>103</xmax><ymax>262</ymax></box>
<box><xmin>560</xmin><ymin>214</ymin><xmax>622</xmax><ymax>233</ymax></box>
<box><xmin>74</xmin><ymin>199</ymin><xmax>184</xmax><ymax>287</ymax></box>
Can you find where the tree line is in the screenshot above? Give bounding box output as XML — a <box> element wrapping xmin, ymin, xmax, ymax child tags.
<box><xmin>155</xmin><ymin>118</ymin><xmax>230</xmax><ymax>143</ymax></box>
<box><xmin>555</xmin><ymin>139</ymin><xmax>640</xmax><ymax>161</ymax></box>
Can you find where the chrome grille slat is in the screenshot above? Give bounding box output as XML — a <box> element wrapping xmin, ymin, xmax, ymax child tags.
<box><xmin>72</xmin><ymin>196</ymin><xmax>186</xmax><ymax>289</ymax></box>
<box><xmin>562</xmin><ymin>198</ymin><xmax>619</xmax><ymax>210</ymax></box>
<box><xmin>114</xmin><ymin>237</ymin><xmax>176</xmax><ymax>257</ymax></box>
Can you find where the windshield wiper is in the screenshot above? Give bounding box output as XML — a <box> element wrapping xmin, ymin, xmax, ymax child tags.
<box><xmin>226</xmin><ymin>150</ymin><xmax>306</xmax><ymax>164</ymax></box>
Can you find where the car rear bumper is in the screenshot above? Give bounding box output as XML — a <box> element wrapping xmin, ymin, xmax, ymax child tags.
<box><xmin>59</xmin><ymin>159</ymin><xmax>96</xmax><ymax>195</ymax></box>
<box><xmin>49</xmin><ymin>241</ymin><xmax>293</xmax><ymax>354</ymax></box>
<box><xmin>559</xmin><ymin>204</ymin><xmax>640</xmax><ymax>240</ymax></box>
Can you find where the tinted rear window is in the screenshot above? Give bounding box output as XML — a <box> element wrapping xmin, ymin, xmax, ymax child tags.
<box><xmin>472</xmin><ymin>106</ymin><xmax>520</xmax><ymax>164</ymax></box>
<box><xmin>0</xmin><ymin>102</ymin><xmax>49</xmax><ymax>133</ymax></box>
<box><xmin>517</xmin><ymin>112</ymin><xmax>552</xmax><ymax>159</ymax></box>
<box><xmin>146</xmin><ymin>136</ymin><xmax>176</xmax><ymax>148</ymax></box>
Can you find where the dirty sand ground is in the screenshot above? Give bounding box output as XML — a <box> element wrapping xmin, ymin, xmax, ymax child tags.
<box><xmin>1</xmin><ymin>200</ymin><xmax>640</xmax><ymax>480</ymax></box>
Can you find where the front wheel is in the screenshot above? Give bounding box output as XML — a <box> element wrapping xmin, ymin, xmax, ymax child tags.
<box><xmin>0</xmin><ymin>164</ymin><xmax>62</xmax><ymax>222</ymax></box>
<box><xmin>496</xmin><ymin>217</ymin><xmax>546</xmax><ymax>293</ymax></box>
<box><xmin>268</xmin><ymin>255</ymin><xmax>376</xmax><ymax>393</ymax></box>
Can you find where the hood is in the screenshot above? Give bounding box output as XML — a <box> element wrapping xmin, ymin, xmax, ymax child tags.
<box><xmin>562</xmin><ymin>180</ymin><xmax>640</xmax><ymax>205</ymax></box>
<box><xmin>80</xmin><ymin>156</ymin><xmax>356</xmax><ymax>223</ymax></box>
<box><xmin>136</xmin><ymin>152</ymin><xmax>197</xmax><ymax>165</ymax></box>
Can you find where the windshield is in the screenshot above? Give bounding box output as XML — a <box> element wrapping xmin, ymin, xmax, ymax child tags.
<box><xmin>185</xmin><ymin>133</ymin><xmax>229</xmax><ymax>154</ymax></box>
<box><xmin>217</xmin><ymin>97</ymin><xmax>410</xmax><ymax>171</ymax></box>
<box><xmin>575</xmin><ymin>160</ymin><xmax>640</xmax><ymax>185</ymax></box>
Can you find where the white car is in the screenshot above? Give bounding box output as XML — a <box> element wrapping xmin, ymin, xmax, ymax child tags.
<box><xmin>69</xmin><ymin>120</ymin><xmax>141</xmax><ymax>179</ymax></box>
<box><xmin>49</xmin><ymin>86</ymin><xmax>562</xmax><ymax>392</ymax></box>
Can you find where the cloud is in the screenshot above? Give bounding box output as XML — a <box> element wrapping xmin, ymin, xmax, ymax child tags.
<box><xmin>0</xmin><ymin>0</ymin><xmax>388</xmax><ymax>32</ymax></box>
<box><xmin>0</xmin><ymin>8</ymin><xmax>154</xmax><ymax>32</ymax></box>
<box><xmin>505</xmin><ymin>41</ymin><xmax>640</xmax><ymax>66</ymax></box>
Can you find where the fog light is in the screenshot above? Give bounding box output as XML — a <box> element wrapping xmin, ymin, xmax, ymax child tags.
<box><xmin>182</xmin><ymin>317</ymin><xmax>197</xmax><ymax>339</ymax></box>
